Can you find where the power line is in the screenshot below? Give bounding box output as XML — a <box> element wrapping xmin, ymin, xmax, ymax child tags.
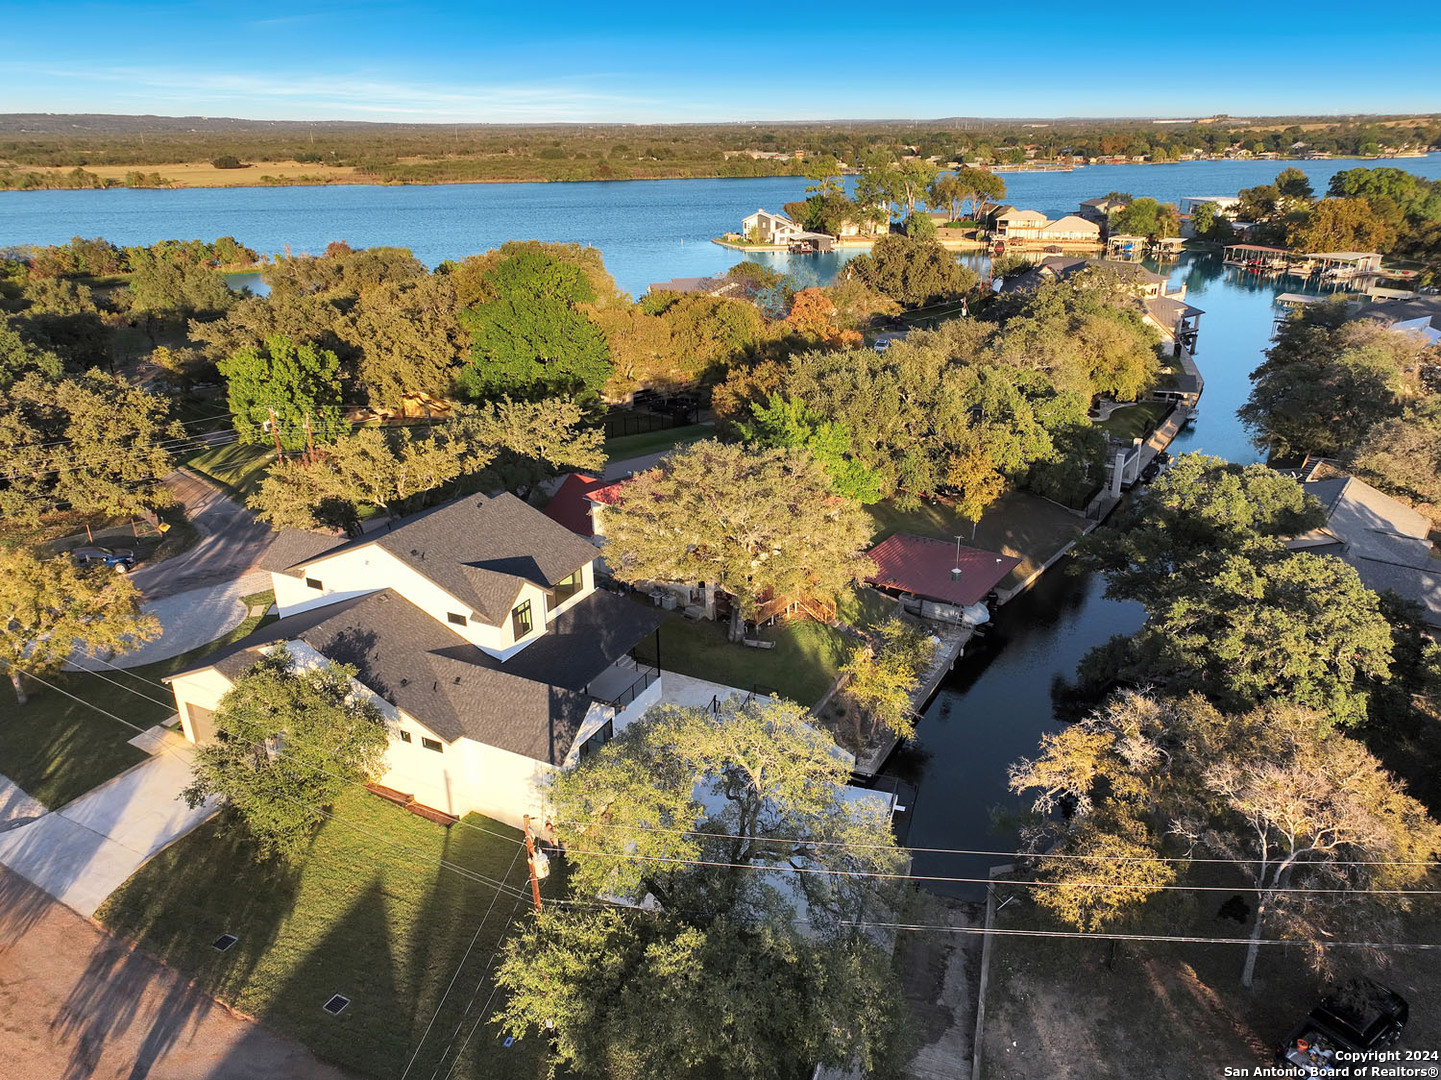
<box><xmin>67</xmin><ymin>658</ymin><xmax>178</xmax><ymax>709</ymax></box>
<box><xmin>559</xmin><ymin>818</ymin><xmax>1441</xmax><ymax>869</ymax></box>
<box><xmin>555</xmin><ymin>845</ymin><xmax>1440</xmax><ymax>896</ymax></box>
<box><xmin>0</xmin><ymin>659</ymin><xmax>147</xmax><ymax>733</ymax></box>
<box><xmin>401</xmin><ymin>843</ymin><xmax>527</xmax><ymax>1080</ymax></box>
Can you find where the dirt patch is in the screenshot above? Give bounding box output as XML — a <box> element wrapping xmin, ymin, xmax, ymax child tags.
<box><xmin>0</xmin><ymin>865</ymin><xmax>352</xmax><ymax>1080</ymax></box>
<box><xmin>22</xmin><ymin>160</ymin><xmax>358</xmax><ymax>188</ymax></box>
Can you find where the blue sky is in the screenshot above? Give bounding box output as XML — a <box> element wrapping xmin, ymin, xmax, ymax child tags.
<box><xmin>2</xmin><ymin>1</ymin><xmax>1438</xmax><ymax>123</ymax></box>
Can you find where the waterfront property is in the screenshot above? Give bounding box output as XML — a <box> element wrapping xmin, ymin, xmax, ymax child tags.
<box><xmin>865</xmin><ymin>534</ymin><xmax>1021</xmax><ymax>625</ymax></box>
<box><xmin>1287</xmin><ymin>465</ymin><xmax>1441</xmax><ymax>628</ymax></box>
<box><xmin>164</xmin><ymin>493</ymin><xmax>667</xmax><ymax>828</ymax></box>
<box><xmin>1077</xmin><ymin>195</ymin><xmax>1128</xmax><ymax>224</ymax></box>
<box><xmin>741</xmin><ymin>208</ymin><xmax>805</xmax><ymax>245</ymax></box>
<box><xmin>1002</xmin><ymin>255</ymin><xmax>1189</xmax><ymax>301</ymax></box>
<box><xmin>1354</xmin><ymin>295</ymin><xmax>1441</xmax><ymax>345</ymax></box>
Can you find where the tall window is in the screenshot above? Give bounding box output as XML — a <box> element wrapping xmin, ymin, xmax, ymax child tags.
<box><xmin>511</xmin><ymin>600</ymin><xmax>533</xmax><ymax>640</ymax></box>
<box><xmin>547</xmin><ymin>569</ymin><xmax>583</xmax><ymax>611</ymax></box>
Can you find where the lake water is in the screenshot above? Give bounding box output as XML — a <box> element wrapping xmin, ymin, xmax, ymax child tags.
<box><xmin>3</xmin><ymin>156</ymin><xmax>1441</xmax><ymax>296</ymax></box>
<box><xmin>4</xmin><ymin>160</ymin><xmax>1436</xmax><ymax>881</ymax></box>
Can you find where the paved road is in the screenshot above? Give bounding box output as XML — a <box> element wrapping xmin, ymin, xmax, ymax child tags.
<box><xmin>0</xmin><ymin>737</ymin><xmax>218</xmax><ymax>918</ymax></box>
<box><xmin>0</xmin><ymin>865</ymin><xmax>353</xmax><ymax>1080</ymax></box>
<box><xmin>132</xmin><ymin>470</ymin><xmax>274</xmax><ymax>601</ymax></box>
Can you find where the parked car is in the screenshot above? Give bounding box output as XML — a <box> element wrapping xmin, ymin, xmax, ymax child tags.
<box><xmin>1277</xmin><ymin>979</ymin><xmax>1408</xmax><ymax>1074</ymax></box>
<box><xmin>72</xmin><ymin>545</ymin><xmax>137</xmax><ymax>572</ymax></box>
<box><xmin>873</xmin><ymin>338</ymin><xmax>891</xmax><ymax>352</ymax></box>
<box><xmin>1140</xmin><ymin>460</ymin><xmax>1161</xmax><ymax>483</ymax></box>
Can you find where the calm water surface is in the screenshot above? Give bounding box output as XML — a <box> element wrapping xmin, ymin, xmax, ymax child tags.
<box><xmin>3</xmin><ymin>160</ymin><xmax>1433</xmax><ymax>873</ymax></box>
<box><xmin>3</xmin><ymin>156</ymin><xmax>1440</xmax><ymax>296</ymax></box>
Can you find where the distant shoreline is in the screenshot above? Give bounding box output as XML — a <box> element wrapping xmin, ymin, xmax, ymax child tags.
<box><xmin>4</xmin><ymin>153</ymin><xmax>1431</xmax><ymax>194</ymax></box>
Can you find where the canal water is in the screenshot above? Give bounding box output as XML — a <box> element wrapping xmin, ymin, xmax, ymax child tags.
<box><xmin>3</xmin><ymin>159</ymin><xmax>1437</xmax><ymax>884</ymax></box>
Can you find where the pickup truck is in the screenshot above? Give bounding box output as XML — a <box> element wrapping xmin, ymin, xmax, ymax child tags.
<box><xmin>1276</xmin><ymin>978</ymin><xmax>1408</xmax><ymax>1074</ymax></box>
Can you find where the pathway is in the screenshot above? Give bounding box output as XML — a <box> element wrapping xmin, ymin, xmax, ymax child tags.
<box><xmin>131</xmin><ymin>469</ymin><xmax>274</xmax><ymax>601</ymax></box>
<box><xmin>0</xmin><ymin>865</ymin><xmax>352</xmax><ymax>1080</ymax></box>
<box><xmin>0</xmin><ymin>737</ymin><xmax>219</xmax><ymax>918</ymax></box>
<box><xmin>70</xmin><ymin>571</ymin><xmax>272</xmax><ymax>671</ymax></box>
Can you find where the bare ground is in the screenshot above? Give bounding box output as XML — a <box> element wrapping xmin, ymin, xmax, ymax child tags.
<box><xmin>0</xmin><ymin>865</ymin><xmax>354</xmax><ymax>1080</ymax></box>
<box><xmin>901</xmin><ymin>896</ymin><xmax>984</xmax><ymax>1080</ymax></box>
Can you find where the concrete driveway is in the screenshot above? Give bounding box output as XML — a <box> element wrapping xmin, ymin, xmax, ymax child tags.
<box><xmin>0</xmin><ymin>737</ymin><xmax>218</xmax><ymax>918</ymax></box>
<box><xmin>133</xmin><ymin>470</ymin><xmax>274</xmax><ymax>601</ymax></box>
<box><xmin>71</xmin><ymin>571</ymin><xmax>271</xmax><ymax>671</ymax></box>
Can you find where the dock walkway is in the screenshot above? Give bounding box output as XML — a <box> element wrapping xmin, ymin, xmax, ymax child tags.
<box><xmin>853</xmin><ymin>621</ymin><xmax>972</xmax><ymax>779</ymax></box>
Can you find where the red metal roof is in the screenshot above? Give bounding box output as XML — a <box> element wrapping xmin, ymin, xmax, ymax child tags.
<box><xmin>542</xmin><ymin>474</ymin><xmax>604</xmax><ymax>537</ymax></box>
<box><xmin>865</xmin><ymin>533</ymin><xmax>1021</xmax><ymax>608</ymax></box>
<box><xmin>585</xmin><ymin>479</ymin><xmax>632</xmax><ymax>506</ymax></box>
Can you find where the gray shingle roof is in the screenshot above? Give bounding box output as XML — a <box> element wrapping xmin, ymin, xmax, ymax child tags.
<box><xmin>1145</xmin><ymin>295</ymin><xmax>1206</xmax><ymax>331</ymax></box>
<box><xmin>284</xmin><ymin>493</ymin><xmax>602</xmax><ymax>626</ymax></box>
<box><xmin>174</xmin><ymin>586</ymin><xmax>664</xmax><ymax>764</ymax></box>
<box><xmin>258</xmin><ymin>528</ymin><xmax>347</xmax><ymax>576</ymax></box>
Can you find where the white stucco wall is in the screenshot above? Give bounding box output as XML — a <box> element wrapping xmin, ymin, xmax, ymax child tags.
<box><xmin>272</xmin><ymin>547</ymin><xmax>596</xmax><ymax>659</ymax></box>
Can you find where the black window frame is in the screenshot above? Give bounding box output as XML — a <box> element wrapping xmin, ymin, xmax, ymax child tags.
<box><xmin>305</xmin><ymin>577</ymin><xmax>324</xmax><ymax>591</ymax></box>
<box><xmin>446</xmin><ymin>611</ymin><xmax>467</xmax><ymax>626</ymax></box>
<box><xmin>421</xmin><ymin>737</ymin><xmax>443</xmax><ymax>753</ymax></box>
<box><xmin>511</xmin><ymin>599</ymin><xmax>533</xmax><ymax>639</ymax></box>
<box><xmin>578</xmin><ymin>719</ymin><xmax>615</xmax><ymax>761</ymax></box>
<box><xmin>398</xmin><ymin>730</ymin><xmax>412</xmax><ymax>743</ymax></box>
<box><xmin>547</xmin><ymin>569</ymin><xmax>584</xmax><ymax>611</ymax></box>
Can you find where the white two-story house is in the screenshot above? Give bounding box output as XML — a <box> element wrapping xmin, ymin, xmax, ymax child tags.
<box><xmin>165</xmin><ymin>493</ymin><xmax>666</xmax><ymax>829</ymax></box>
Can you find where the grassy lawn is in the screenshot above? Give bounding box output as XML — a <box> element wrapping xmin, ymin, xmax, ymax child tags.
<box><xmin>632</xmin><ymin>587</ymin><xmax>893</xmax><ymax>705</ymax></box>
<box><xmin>97</xmin><ymin>789</ymin><xmax>547</xmax><ymax>1080</ymax></box>
<box><xmin>0</xmin><ymin>592</ymin><xmax>276</xmax><ymax>809</ymax></box>
<box><xmin>181</xmin><ymin>441</ymin><xmax>276</xmax><ymax>502</ymax></box>
<box><xmin>1098</xmin><ymin>400</ymin><xmax>1172</xmax><ymax>442</ymax></box>
<box><xmin>981</xmin><ymin>878</ymin><xmax>1441</xmax><ymax>1079</ymax></box>
<box><xmin>603</xmin><ymin>422</ymin><xmax>711</xmax><ymax>464</ymax></box>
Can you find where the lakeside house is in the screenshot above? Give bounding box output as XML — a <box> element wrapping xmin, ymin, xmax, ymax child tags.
<box><xmin>1001</xmin><ymin>256</ymin><xmax>1188</xmax><ymax>301</ymax></box>
<box><xmin>865</xmin><ymin>534</ymin><xmax>1020</xmax><ymax>626</ymax></box>
<box><xmin>989</xmin><ymin>207</ymin><xmax>1101</xmax><ymax>245</ymax></box>
<box><xmin>1285</xmin><ymin>466</ymin><xmax>1441</xmax><ymax>629</ymax></box>
<box><xmin>742</xmin><ymin>209</ymin><xmax>806</xmax><ymax>246</ymax></box>
<box><xmin>1077</xmin><ymin>196</ymin><xmax>1128</xmax><ymax>225</ymax></box>
<box><xmin>1354</xmin><ymin>295</ymin><xmax>1441</xmax><ymax>345</ymax></box>
<box><xmin>164</xmin><ymin>493</ymin><xmax>667</xmax><ymax>828</ymax></box>
<box><xmin>645</xmin><ymin>275</ymin><xmax>746</xmax><ymax>299</ymax></box>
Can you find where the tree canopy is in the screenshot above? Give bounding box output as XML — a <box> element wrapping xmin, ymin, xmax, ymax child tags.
<box><xmin>182</xmin><ymin>645</ymin><xmax>388</xmax><ymax>861</ymax></box>
<box><xmin>218</xmin><ymin>334</ymin><xmax>346</xmax><ymax>452</ymax></box>
<box><xmin>494</xmin><ymin>699</ymin><xmax>908</xmax><ymax>1080</ymax></box>
<box><xmin>844</xmin><ymin>234</ymin><xmax>977</xmax><ymax>307</ymax></box>
<box><xmin>599</xmin><ymin>440</ymin><xmax>875</xmax><ymax>640</ymax></box>
<box><xmin>0</xmin><ymin>548</ymin><xmax>159</xmax><ymax>704</ymax></box>
<box><xmin>456</xmin><ymin>250</ymin><xmax>613</xmax><ymax>400</ymax></box>
<box><xmin>1010</xmin><ymin>691</ymin><xmax>1441</xmax><ymax>985</ymax></box>
<box><xmin>0</xmin><ymin>369</ymin><xmax>184</xmax><ymax>522</ymax></box>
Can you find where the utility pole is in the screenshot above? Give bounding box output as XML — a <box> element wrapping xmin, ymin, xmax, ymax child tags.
<box><xmin>523</xmin><ymin>814</ymin><xmax>544</xmax><ymax>913</ymax></box>
<box><xmin>268</xmin><ymin>407</ymin><xmax>283</xmax><ymax>459</ymax></box>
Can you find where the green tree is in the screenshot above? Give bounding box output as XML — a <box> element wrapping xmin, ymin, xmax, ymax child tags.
<box><xmin>1352</xmin><ymin>397</ymin><xmax>1441</xmax><ymax>524</ymax></box>
<box><xmin>0</xmin><ymin>548</ymin><xmax>159</xmax><ymax>705</ymax></box>
<box><xmin>182</xmin><ymin>645</ymin><xmax>388</xmax><ymax>861</ymax></box>
<box><xmin>1109</xmin><ymin>197</ymin><xmax>1181</xmax><ymax>239</ymax></box>
<box><xmin>218</xmin><ymin>334</ymin><xmax>345</xmax><ymax>451</ymax></box>
<box><xmin>0</xmin><ymin>370</ymin><xmax>184</xmax><ymax>522</ymax></box>
<box><xmin>495</xmin><ymin>699</ymin><xmax>908</xmax><ymax>1080</ymax></box>
<box><xmin>339</xmin><ymin>274</ymin><xmax>464</xmax><ymax>408</ymax></box>
<box><xmin>1274</xmin><ymin>166</ymin><xmax>1315</xmax><ymax>200</ymax></box>
<box><xmin>1240</xmin><ymin>314</ymin><xmax>1424</xmax><ymax>459</ymax></box>
<box><xmin>122</xmin><ymin>248</ymin><xmax>234</xmax><ymax>339</ymax></box>
<box><xmin>736</xmin><ymin>393</ymin><xmax>883</xmax><ymax>503</ymax></box>
<box><xmin>840</xmin><ymin>617</ymin><xmax>937</xmax><ymax>744</ymax></box>
<box><xmin>1076</xmin><ymin>454</ymin><xmax>1325</xmax><ymax>603</ymax></box>
<box><xmin>456</xmin><ymin>251</ymin><xmax>612</xmax><ymax>399</ymax></box>
<box><xmin>601</xmin><ymin>440</ymin><xmax>875</xmax><ymax>642</ymax></box>
<box><xmin>1286</xmin><ymin>197</ymin><xmax>1397</xmax><ymax>254</ymax></box>
<box><xmin>845</xmin><ymin>234</ymin><xmax>978</xmax><ymax>307</ymax></box>
<box><xmin>0</xmin><ymin>318</ymin><xmax>64</xmax><ymax>391</ymax></box>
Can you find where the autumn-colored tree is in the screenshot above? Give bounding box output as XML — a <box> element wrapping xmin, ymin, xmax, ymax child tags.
<box><xmin>0</xmin><ymin>549</ymin><xmax>159</xmax><ymax>705</ymax></box>
<box><xmin>601</xmin><ymin>440</ymin><xmax>876</xmax><ymax>641</ymax></box>
<box><xmin>786</xmin><ymin>287</ymin><xmax>837</xmax><ymax>340</ymax></box>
